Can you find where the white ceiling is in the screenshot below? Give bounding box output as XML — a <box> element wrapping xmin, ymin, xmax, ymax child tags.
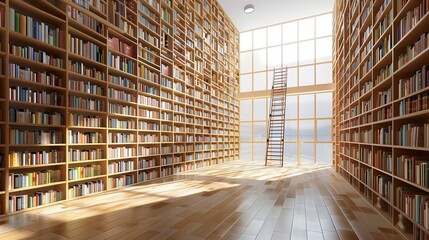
<box><xmin>218</xmin><ymin>0</ymin><xmax>334</xmax><ymax>32</ymax></box>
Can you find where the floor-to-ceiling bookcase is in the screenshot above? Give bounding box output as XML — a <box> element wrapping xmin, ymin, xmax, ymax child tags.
<box><xmin>0</xmin><ymin>0</ymin><xmax>240</xmax><ymax>215</ymax></box>
<box><xmin>333</xmin><ymin>0</ymin><xmax>429</xmax><ymax>238</ymax></box>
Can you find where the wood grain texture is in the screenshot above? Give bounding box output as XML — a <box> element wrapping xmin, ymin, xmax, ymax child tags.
<box><xmin>0</xmin><ymin>162</ymin><xmax>404</xmax><ymax>239</ymax></box>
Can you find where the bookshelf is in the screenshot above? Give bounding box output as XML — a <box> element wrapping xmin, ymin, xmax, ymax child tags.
<box><xmin>333</xmin><ymin>0</ymin><xmax>429</xmax><ymax>239</ymax></box>
<box><xmin>0</xmin><ymin>0</ymin><xmax>239</xmax><ymax>215</ymax></box>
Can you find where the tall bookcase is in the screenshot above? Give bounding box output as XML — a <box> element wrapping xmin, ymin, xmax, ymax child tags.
<box><xmin>333</xmin><ymin>0</ymin><xmax>429</xmax><ymax>239</ymax></box>
<box><xmin>0</xmin><ymin>0</ymin><xmax>240</xmax><ymax>215</ymax></box>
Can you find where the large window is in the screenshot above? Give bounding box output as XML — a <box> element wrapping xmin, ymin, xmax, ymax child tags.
<box><xmin>239</xmin><ymin>13</ymin><xmax>333</xmax><ymax>164</ymax></box>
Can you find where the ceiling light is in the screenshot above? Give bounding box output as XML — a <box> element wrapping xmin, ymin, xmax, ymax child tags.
<box><xmin>244</xmin><ymin>4</ymin><xmax>254</xmax><ymax>14</ymax></box>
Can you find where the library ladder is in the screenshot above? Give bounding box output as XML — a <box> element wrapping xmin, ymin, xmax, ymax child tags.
<box><xmin>265</xmin><ymin>67</ymin><xmax>288</xmax><ymax>167</ymax></box>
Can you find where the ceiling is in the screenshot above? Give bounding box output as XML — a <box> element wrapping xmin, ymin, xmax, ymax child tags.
<box><xmin>218</xmin><ymin>0</ymin><xmax>334</xmax><ymax>32</ymax></box>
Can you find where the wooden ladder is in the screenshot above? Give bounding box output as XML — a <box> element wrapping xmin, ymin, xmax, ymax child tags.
<box><xmin>265</xmin><ymin>67</ymin><xmax>288</xmax><ymax>167</ymax></box>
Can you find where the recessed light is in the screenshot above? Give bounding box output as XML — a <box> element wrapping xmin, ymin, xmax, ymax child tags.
<box><xmin>244</xmin><ymin>4</ymin><xmax>254</xmax><ymax>14</ymax></box>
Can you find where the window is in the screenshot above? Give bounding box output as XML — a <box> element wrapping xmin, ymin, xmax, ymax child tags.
<box><xmin>299</xmin><ymin>65</ymin><xmax>315</xmax><ymax>86</ymax></box>
<box><xmin>240</xmin><ymin>51</ymin><xmax>252</xmax><ymax>73</ymax></box>
<box><xmin>316</xmin><ymin>14</ymin><xmax>332</xmax><ymax>37</ymax></box>
<box><xmin>299</xmin><ymin>40</ymin><xmax>314</xmax><ymax>65</ymax></box>
<box><xmin>284</xmin><ymin>143</ymin><xmax>297</xmax><ymax>163</ymax></box>
<box><xmin>316</xmin><ymin>37</ymin><xmax>332</xmax><ymax>63</ymax></box>
<box><xmin>253</xmin><ymin>72</ymin><xmax>267</xmax><ymax>91</ymax></box>
<box><xmin>254</xmin><ymin>122</ymin><xmax>266</xmax><ymax>141</ymax></box>
<box><xmin>240</xmin><ymin>74</ymin><xmax>252</xmax><ymax>92</ymax></box>
<box><xmin>253</xmin><ymin>98</ymin><xmax>267</xmax><ymax>121</ymax></box>
<box><xmin>317</xmin><ymin>120</ymin><xmax>332</xmax><ymax>141</ymax></box>
<box><xmin>285</xmin><ymin>120</ymin><xmax>297</xmax><ymax>141</ymax></box>
<box><xmin>240</xmin><ymin>122</ymin><xmax>252</xmax><ymax>142</ymax></box>
<box><xmin>241</xmin><ymin>143</ymin><xmax>252</xmax><ymax>161</ymax></box>
<box><xmin>316</xmin><ymin>92</ymin><xmax>332</xmax><ymax>118</ymax></box>
<box><xmin>299</xmin><ymin>94</ymin><xmax>314</xmax><ymax>118</ymax></box>
<box><xmin>268</xmin><ymin>25</ymin><xmax>282</xmax><ymax>46</ymax></box>
<box><xmin>286</xmin><ymin>95</ymin><xmax>297</xmax><ymax>119</ymax></box>
<box><xmin>240</xmin><ymin>31</ymin><xmax>253</xmax><ymax>51</ymax></box>
<box><xmin>283</xmin><ymin>21</ymin><xmax>297</xmax><ymax>43</ymax></box>
<box><xmin>283</xmin><ymin>43</ymin><xmax>298</xmax><ymax>67</ymax></box>
<box><xmin>253</xmin><ymin>49</ymin><xmax>266</xmax><ymax>72</ymax></box>
<box><xmin>253</xmin><ymin>28</ymin><xmax>267</xmax><ymax>49</ymax></box>
<box><xmin>268</xmin><ymin>46</ymin><xmax>282</xmax><ymax>70</ymax></box>
<box><xmin>299</xmin><ymin>120</ymin><xmax>314</xmax><ymax>141</ymax></box>
<box><xmin>287</xmin><ymin>67</ymin><xmax>298</xmax><ymax>87</ymax></box>
<box><xmin>240</xmin><ymin>100</ymin><xmax>252</xmax><ymax>121</ymax></box>
<box><xmin>301</xmin><ymin>143</ymin><xmax>314</xmax><ymax>163</ymax></box>
<box><xmin>299</xmin><ymin>17</ymin><xmax>314</xmax><ymax>41</ymax></box>
<box><xmin>316</xmin><ymin>143</ymin><xmax>332</xmax><ymax>164</ymax></box>
<box><xmin>316</xmin><ymin>63</ymin><xmax>333</xmax><ymax>84</ymax></box>
<box><xmin>254</xmin><ymin>143</ymin><xmax>266</xmax><ymax>162</ymax></box>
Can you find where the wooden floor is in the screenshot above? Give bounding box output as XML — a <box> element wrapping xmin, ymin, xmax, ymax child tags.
<box><xmin>0</xmin><ymin>161</ymin><xmax>403</xmax><ymax>240</ymax></box>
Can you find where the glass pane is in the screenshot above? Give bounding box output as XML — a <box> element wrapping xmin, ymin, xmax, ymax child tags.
<box><xmin>268</xmin><ymin>25</ymin><xmax>282</xmax><ymax>46</ymax></box>
<box><xmin>317</xmin><ymin>120</ymin><xmax>332</xmax><ymax>141</ymax></box>
<box><xmin>316</xmin><ymin>63</ymin><xmax>333</xmax><ymax>84</ymax></box>
<box><xmin>284</xmin><ymin>143</ymin><xmax>297</xmax><ymax>163</ymax></box>
<box><xmin>254</xmin><ymin>143</ymin><xmax>266</xmax><ymax>162</ymax></box>
<box><xmin>240</xmin><ymin>31</ymin><xmax>253</xmax><ymax>51</ymax></box>
<box><xmin>253</xmin><ymin>49</ymin><xmax>266</xmax><ymax>72</ymax></box>
<box><xmin>316</xmin><ymin>14</ymin><xmax>332</xmax><ymax>38</ymax></box>
<box><xmin>285</xmin><ymin>120</ymin><xmax>297</xmax><ymax>141</ymax></box>
<box><xmin>300</xmin><ymin>120</ymin><xmax>314</xmax><ymax>141</ymax></box>
<box><xmin>253</xmin><ymin>72</ymin><xmax>267</xmax><ymax>91</ymax></box>
<box><xmin>240</xmin><ymin>51</ymin><xmax>252</xmax><ymax>73</ymax></box>
<box><xmin>240</xmin><ymin>143</ymin><xmax>252</xmax><ymax>162</ymax></box>
<box><xmin>287</xmin><ymin>67</ymin><xmax>298</xmax><ymax>87</ymax></box>
<box><xmin>316</xmin><ymin>92</ymin><xmax>333</xmax><ymax>118</ymax></box>
<box><xmin>283</xmin><ymin>43</ymin><xmax>297</xmax><ymax>67</ymax></box>
<box><xmin>301</xmin><ymin>143</ymin><xmax>315</xmax><ymax>163</ymax></box>
<box><xmin>316</xmin><ymin>143</ymin><xmax>333</xmax><ymax>164</ymax></box>
<box><xmin>286</xmin><ymin>95</ymin><xmax>297</xmax><ymax>119</ymax></box>
<box><xmin>299</xmin><ymin>94</ymin><xmax>314</xmax><ymax>118</ymax></box>
<box><xmin>253</xmin><ymin>98</ymin><xmax>267</xmax><ymax>121</ymax></box>
<box><xmin>299</xmin><ymin>40</ymin><xmax>314</xmax><ymax>65</ymax></box>
<box><xmin>268</xmin><ymin>46</ymin><xmax>282</xmax><ymax>70</ymax></box>
<box><xmin>299</xmin><ymin>17</ymin><xmax>314</xmax><ymax>41</ymax></box>
<box><xmin>299</xmin><ymin>65</ymin><xmax>315</xmax><ymax>86</ymax></box>
<box><xmin>240</xmin><ymin>74</ymin><xmax>252</xmax><ymax>92</ymax></box>
<box><xmin>254</xmin><ymin>122</ymin><xmax>266</xmax><ymax>141</ymax></box>
<box><xmin>240</xmin><ymin>122</ymin><xmax>252</xmax><ymax>142</ymax></box>
<box><xmin>240</xmin><ymin>99</ymin><xmax>252</xmax><ymax>121</ymax></box>
<box><xmin>316</xmin><ymin>37</ymin><xmax>332</xmax><ymax>63</ymax></box>
<box><xmin>253</xmin><ymin>28</ymin><xmax>267</xmax><ymax>49</ymax></box>
<box><xmin>283</xmin><ymin>21</ymin><xmax>297</xmax><ymax>43</ymax></box>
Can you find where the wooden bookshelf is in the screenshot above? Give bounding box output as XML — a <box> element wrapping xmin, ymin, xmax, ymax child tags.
<box><xmin>333</xmin><ymin>0</ymin><xmax>429</xmax><ymax>239</ymax></box>
<box><xmin>0</xmin><ymin>0</ymin><xmax>239</xmax><ymax>215</ymax></box>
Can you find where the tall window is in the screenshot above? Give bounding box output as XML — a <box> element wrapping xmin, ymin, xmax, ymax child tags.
<box><xmin>239</xmin><ymin>13</ymin><xmax>333</xmax><ymax>164</ymax></box>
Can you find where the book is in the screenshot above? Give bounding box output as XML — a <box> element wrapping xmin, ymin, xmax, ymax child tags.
<box><xmin>107</xmin><ymin>37</ymin><xmax>119</xmax><ymax>51</ymax></box>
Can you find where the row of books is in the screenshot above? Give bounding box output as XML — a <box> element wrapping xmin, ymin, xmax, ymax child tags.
<box><xmin>398</xmin><ymin>65</ymin><xmax>428</xmax><ymax>98</ymax></box>
<box><xmin>396</xmin><ymin>155</ymin><xmax>429</xmax><ymax>188</ymax></box>
<box><xmin>8</xmin><ymin>63</ymin><xmax>63</xmax><ymax>87</ymax></box>
<box><xmin>67</xmin><ymin>6</ymin><xmax>104</xmax><ymax>35</ymax></box>
<box><xmin>10</xmin><ymin>45</ymin><xmax>63</xmax><ymax>69</ymax></box>
<box><xmin>8</xmin><ymin>190</ymin><xmax>63</xmax><ymax>213</ymax></box>
<box><xmin>374</xmin><ymin>150</ymin><xmax>392</xmax><ymax>173</ymax></box>
<box><xmin>138</xmin><ymin>158</ymin><xmax>157</xmax><ymax>168</ymax></box>
<box><xmin>109</xmin><ymin>118</ymin><xmax>136</xmax><ymax>129</ymax></box>
<box><xmin>398</xmin><ymin>92</ymin><xmax>429</xmax><ymax>116</ymax></box>
<box><xmin>71</xmin><ymin>0</ymin><xmax>107</xmax><ymax>15</ymax></box>
<box><xmin>138</xmin><ymin>169</ymin><xmax>158</xmax><ymax>181</ymax></box>
<box><xmin>396</xmin><ymin>186</ymin><xmax>429</xmax><ymax>230</ymax></box>
<box><xmin>397</xmin><ymin>32</ymin><xmax>428</xmax><ymax>68</ymax></box>
<box><xmin>108</xmin><ymin>87</ymin><xmax>135</xmax><ymax>102</ymax></box>
<box><xmin>69</xmin><ymin>61</ymin><xmax>105</xmax><ymax>81</ymax></box>
<box><xmin>69</xmin><ymin>130</ymin><xmax>104</xmax><ymax>144</ymax></box>
<box><xmin>108</xmin><ymin>103</ymin><xmax>136</xmax><ymax>115</ymax></box>
<box><xmin>397</xmin><ymin>123</ymin><xmax>429</xmax><ymax>148</ymax></box>
<box><xmin>69</xmin><ymin>34</ymin><xmax>104</xmax><ymax>62</ymax></box>
<box><xmin>108</xmin><ymin>160</ymin><xmax>134</xmax><ymax>173</ymax></box>
<box><xmin>9</xmin><ymin>170</ymin><xmax>62</xmax><ymax>190</ymax></box>
<box><xmin>108</xmin><ymin>52</ymin><xmax>136</xmax><ymax>74</ymax></box>
<box><xmin>395</xmin><ymin>0</ymin><xmax>429</xmax><ymax>42</ymax></box>
<box><xmin>68</xmin><ymin>165</ymin><xmax>102</xmax><ymax>180</ymax></box>
<box><xmin>108</xmin><ymin>36</ymin><xmax>136</xmax><ymax>58</ymax></box>
<box><xmin>139</xmin><ymin>133</ymin><xmax>159</xmax><ymax>142</ymax></box>
<box><xmin>69</xmin><ymin>95</ymin><xmax>104</xmax><ymax>111</ymax></box>
<box><xmin>9</xmin><ymin>8</ymin><xmax>65</xmax><ymax>48</ymax></box>
<box><xmin>138</xmin><ymin>27</ymin><xmax>160</xmax><ymax>48</ymax></box>
<box><xmin>69</xmin><ymin>113</ymin><xmax>102</xmax><ymax>127</ymax></box>
<box><xmin>139</xmin><ymin>146</ymin><xmax>159</xmax><ymax>156</ymax></box>
<box><xmin>108</xmin><ymin>146</ymin><xmax>137</xmax><ymax>158</ymax></box>
<box><xmin>69</xmin><ymin>79</ymin><xmax>105</xmax><ymax>95</ymax></box>
<box><xmin>108</xmin><ymin>175</ymin><xmax>134</xmax><ymax>188</ymax></box>
<box><xmin>10</xmin><ymin>108</ymin><xmax>63</xmax><ymax>125</ymax></box>
<box><xmin>68</xmin><ymin>180</ymin><xmax>104</xmax><ymax>198</ymax></box>
<box><xmin>375</xmin><ymin>126</ymin><xmax>391</xmax><ymax>145</ymax></box>
<box><xmin>9</xmin><ymin>86</ymin><xmax>65</xmax><ymax>106</ymax></box>
<box><xmin>68</xmin><ymin>148</ymin><xmax>105</xmax><ymax>161</ymax></box>
<box><xmin>9</xmin><ymin>129</ymin><xmax>63</xmax><ymax>145</ymax></box>
<box><xmin>375</xmin><ymin>87</ymin><xmax>391</xmax><ymax>108</ymax></box>
<box><xmin>109</xmin><ymin>74</ymin><xmax>136</xmax><ymax>89</ymax></box>
<box><xmin>108</xmin><ymin>132</ymin><xmax>136</xmax><ymax>143</ymax></box>
<box><xmin>9</xmin><ymin>150</ymin><xmax>64</xmax><ymax>167</ymax></box>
